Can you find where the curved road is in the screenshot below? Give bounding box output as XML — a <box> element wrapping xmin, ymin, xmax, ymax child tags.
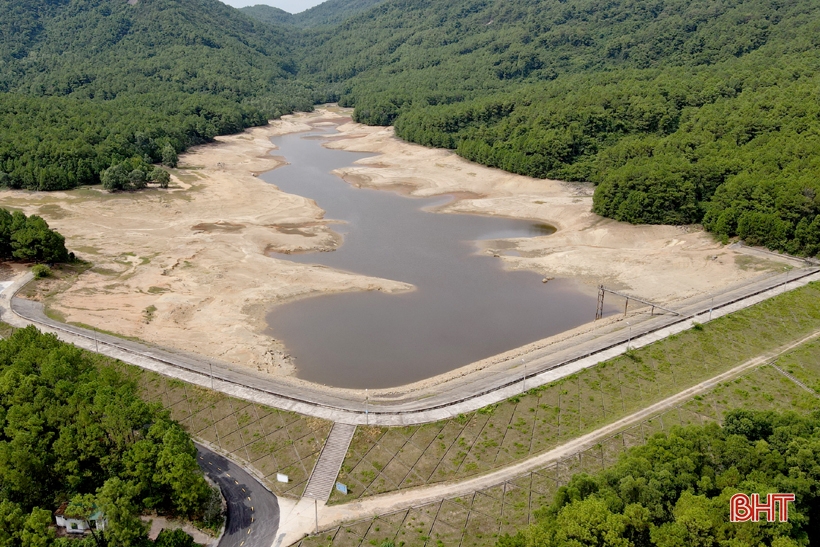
<box><xmin>3</xmin><ymin>267</ymin><xmax>820</xmax><ymax>425</ymax></box>
<box><xmin>196</xmin><ymin>444</ymin><xmax>279</xmax><ymax>547</ymax></box>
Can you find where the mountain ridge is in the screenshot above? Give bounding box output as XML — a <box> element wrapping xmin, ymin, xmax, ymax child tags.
<box><xmin>1</xmin><ymin>0</ymin><xmax>820</xmax><ymax>255</ymax></box>
<box><xmin>241</xmin><ymin>0</ymin><xmax>385</xmax><ymax>29</ymax></box>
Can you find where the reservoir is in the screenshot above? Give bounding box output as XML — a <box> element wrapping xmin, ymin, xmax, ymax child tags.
<box><xmin>264</xmin><ymin>126</ymin><xmax>613</xmax><ymax>389</ymax></box>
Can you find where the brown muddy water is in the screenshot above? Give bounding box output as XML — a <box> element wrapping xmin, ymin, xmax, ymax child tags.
<box><xmin>264</xmin><ymin>127</ymin><xmax>616</xmax><ymax>389</ymax></box>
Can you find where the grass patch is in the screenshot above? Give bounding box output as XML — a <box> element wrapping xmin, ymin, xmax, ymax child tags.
<box><xmin>90</xmin><ymin>266</ymin><xmax>121</xmax><ymax>276</ymax></box>
<box><xmin>112</xmin><ymin>361</ymin><xmax>332</xmax><ymax>499</ymax></box>
<box><xmin>734</xmin><ymin>255</ymin><xmax>791</xmax><ymax>272</ymax></box>
<box><xmin>144</xmin><ymin>305</ymin><xmax>157</xmax><ymax>323</ymax></box>
<box><xmin>18</xmin><ymin>260</ymin><xmax>93</xmax><ymax>301</ymax></box>
<box><xmin>329</xmin><ymin>281</ymin><xmax>820</xmax><ymax>504</ymax></box>
<box><xmin>0</xmin><ymin>322</ymin><xmax>16</xmax><ymax>338</ymax></box>
<box><xmin>304</xmin><ymin>343</ymin><xmax>820</xmax><ymax>547</ymax></box>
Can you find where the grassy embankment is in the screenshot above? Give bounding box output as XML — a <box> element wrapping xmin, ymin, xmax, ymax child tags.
<box><xmin>297</xmin><ymin>338</ymin><xmax>820</xmax><ymax>547</ymax></box>
<box><xmin>327</xmin><ymin>282</ymin><xmax>820</xmax><ymax>504</ymax></box>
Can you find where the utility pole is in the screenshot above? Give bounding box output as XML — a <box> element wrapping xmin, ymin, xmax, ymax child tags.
<box><xmin>365</xmin><ymin>389</ymin><xmax>368</xmax><ymax>426</ymax></box>
<box><xmin>626</xmin><ymin>322</ymin><xmax>631</xmax><ymax>350</ymax></box>
<box><xmin>209</xmin><ymin>362</ymin><xmax>214</xmax><ymax>391</ymax></box>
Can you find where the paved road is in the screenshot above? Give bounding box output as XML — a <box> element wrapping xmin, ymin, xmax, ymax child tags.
<box><xmin>4</xmin><ymin>266</ymin><xmax>820</xmax><ymax>425</ymax></box>
<box><xmin>196</xmin><ymin>444</ymin><xmax>279</xmax><ymax>547</ymax></box>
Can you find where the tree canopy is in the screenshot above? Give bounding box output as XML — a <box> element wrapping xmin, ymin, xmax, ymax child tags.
<box><xmin>0</xmin><ymin>327</ymin><xmax>215</xmax><ymax>547</ymax></box>
<box><xmin>0</xmin><ymin>0</ymin><xmax>321</xmax><ymax>192</ymax></box>
<box><xmin>499</xmin><ymin>409</ymin><xmax>820</xmax><ymax>547</ymax></box>
<box><xmin>287</xmin><ymin>0</ymin><xmax>820</xmax><ymax>256</ymax></box>
<box><xmin>0</xmin><ymin>209</ymin><xmax>70</xmax><ymax>263</ymax></box>
<box><xmin>242</xmin><ymin>0</ymin><xmax>386</xmax><ymax>28</ymax></box>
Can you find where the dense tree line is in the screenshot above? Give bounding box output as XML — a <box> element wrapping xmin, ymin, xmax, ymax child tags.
<box><xmin>0</xmin><ymin>92</ymin><xmax>268</xmax><ymax>191</ymax></box>
<box><xmin>294</xmin><ymin>0</ymin><xmax>820</xmax><ymax>256</ymax></box>
<box><xmin>4</xmin><ymin>0</ymin><xmax>820</xmax><ymax>255</ymax></box>
<box><xmin>500</xmin><ymin>409</ymin><xmax>820</xmax><ymax>547</ymax></box>
<box><xmin>389</xmin><ymin>55</ymin><xmax>820</xmax><ymax>255</ymax></box>
<box><xmin>0</xmin><ymin>327</ymin><xmax>217</xmax><ymax>547</ymax></box>
<box><xmin>0</xmin><ymin>0</ymin><xmax>322</xmax><ymax>192</ymax></box>
<box><xmin>0</xmin><ymin>209</ymin><xmax>69</xmax><ymax>263</ymax></box>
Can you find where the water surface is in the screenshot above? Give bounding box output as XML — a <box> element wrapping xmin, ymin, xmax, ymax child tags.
<box><xmin>264</xmin><ymin>128</ymin><xmax>612</xmax><ymax>388</ymax></box>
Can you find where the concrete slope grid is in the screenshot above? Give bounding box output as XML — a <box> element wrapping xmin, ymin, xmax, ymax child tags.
<box><xmin>2</xmin><ymin>267</ymin><xmax>819</xmax><ymax>546</ymax></box>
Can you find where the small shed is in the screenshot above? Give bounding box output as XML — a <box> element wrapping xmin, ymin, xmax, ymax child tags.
<box><xmin>54</xmin><ymin>503</ymin><xmax>107</xmax><ymax>534</ymax></box>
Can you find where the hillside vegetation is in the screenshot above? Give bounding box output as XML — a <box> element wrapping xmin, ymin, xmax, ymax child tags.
<box><xmin>2</xmin><ymin>0</ymin><xmax>820</xmax><ymax>255</ymax></box>
<box><xmin>299</xmin><ymin>0</ymin><xmax>820</xmax><ymax>256</ymax></box>
<box><xmin>501</xmin><ymin>409</ymin><xmax>820</xmax><ymax>547</ymax></box>
<box><xmin>0</xmin><ymin>0</ymin><xmax>318</xmax><ymax>191</ymax></box>
<box><xmin>242</xmin><ymin>0</ymin><xmax>385</xmax><ymax>28</ymax></box>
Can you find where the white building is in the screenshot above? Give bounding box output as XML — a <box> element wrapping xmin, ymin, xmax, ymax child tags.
<box><xmin>54</xmin><ymin>503</ymin><xmax>106</xmax><ymax>534</ymax></box>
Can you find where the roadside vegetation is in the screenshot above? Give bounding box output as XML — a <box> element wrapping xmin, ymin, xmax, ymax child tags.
<box><xmin>0</xmin><ymin>209</ymin><xmax>70</xmax><ymax>264</ymax></box>
<box><xmin>0</xmin><ymin>326</ymin><xmax>220</xmax><ymax>547</ymax></box>
<box><xmin>329</xmin><ymin>282</ymin><xmax>820</xmax><ymax>503</ymax></box>
<box><xmin>297</xmin><ymin>339</ymin><xmax>820</xmax><ymax>547</ymax></box>
<box><xmin>128</xmin><ymin>368</ymin><xmax>332</xmax><ymax>498</ymax></box>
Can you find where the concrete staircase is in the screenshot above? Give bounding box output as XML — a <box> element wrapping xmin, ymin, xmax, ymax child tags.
<box><xmin>303</xmin><ymin>423</ymin><xmax>356</xmax><ymax>501</ymax></box>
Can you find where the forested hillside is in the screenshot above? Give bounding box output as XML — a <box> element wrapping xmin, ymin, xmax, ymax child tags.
<box><xmin>0</xmin><ymin>0</ymin><xmax>304</xmax><ymax>99</ymax></box>
<box><xmin>2</xmin><ymin>0</ymin><xmax>820</xmax><ymax>255</ymax></box>
<box><xmin>299</xmin><ymin>0</ymin><xmax>820</xmax><ymax>256</ymax></box>
<box><xmin>241</xmin><ymin>4</ymin><xmax>295</xmax><ymax>26</ymax></box>
<box><xmin>501</xmin><ymin>409</ymin><xmax>820</xmax><ymax>547</ymax></box>
<box><xmin>242</xmin><ymin>0</ymin><xmax>385</xmax><ymax>28</ymax></box>
<box><xmin>0</xmin><ymin>327</ymin><xmax>218</xmax><ymax>546</ymax></box>
<box><xmin>0</xmin><ymin>0</ymin><xmax>319</xmax><ymax>191</ymax></box>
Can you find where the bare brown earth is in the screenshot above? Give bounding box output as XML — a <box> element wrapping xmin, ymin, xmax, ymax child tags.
<box><xmin>324</xmin><ymin>118</ymin><xmax>779</xmax><ymax>302</ymax></box>
<box><xmin>0</xmin><ymin>108</ymin><xmax>782</xmax><ymax>384</ymax></box>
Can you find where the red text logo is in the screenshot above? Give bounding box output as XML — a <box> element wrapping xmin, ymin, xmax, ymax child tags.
<box><xmin>730</xmin><ymin>493</ymin><xmax>795</xmax><ymax>522</ymax></box>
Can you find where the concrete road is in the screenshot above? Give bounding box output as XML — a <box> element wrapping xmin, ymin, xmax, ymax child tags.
<box><xmin>196</xmin><ymin>445</ymin><xmax>279</xmax><ymax>547</ymax></box>
<box><xmin>5</xmin><ymin>267</ymin><xmax>820</xmax><ymax>425</ymax></box>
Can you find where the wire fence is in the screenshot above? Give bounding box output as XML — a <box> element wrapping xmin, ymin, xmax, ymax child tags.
<box><xmin>295</xmin><ymin>360</ymin><xmax>820</xmax><ymax>547</ymax></box>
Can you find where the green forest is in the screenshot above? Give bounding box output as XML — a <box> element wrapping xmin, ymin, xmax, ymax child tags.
<box><xmin>241</xmin><ymin>0</ymin><xmax>385</xmax><ymax>28</ymax></box>
<box><xmin>298</xmin><ymin>0</ymin><xmax>820</xmax><ymax>256</ymax></box>
<box><xmin>0</xmin><ymin>209</ymin><xmax>70</xmax><ymax>264</ymax></box>
<box><xmin>501</xmin><ymin>409</ymin><xmax>820</xmax><ymax>547</ymax></box>
<box><xmin>0</xmin><ymin>326</ymin><xmax>216</xmax><ymax>547</ymax></box>
<box><xmin>2</xmin><ymin>0</ymin><xmax>820</xmax><ymax>253</ymax></box>
<box><xmin>0</xmin><ymin>0</ymin><xmax>319</xmax><ymax>191</ymax></box>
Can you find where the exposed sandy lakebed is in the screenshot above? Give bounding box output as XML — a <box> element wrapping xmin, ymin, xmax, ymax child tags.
<box><xmin>0</xmin><ymin>108</ymin><xmax>780</xmax><ymax>383</ymax></box>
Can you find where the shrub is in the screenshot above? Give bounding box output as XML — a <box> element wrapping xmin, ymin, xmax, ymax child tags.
<box><xmin>31</xmin><ymin>264</ymin><xmax>52</xmax><ymax>278</ymax></box>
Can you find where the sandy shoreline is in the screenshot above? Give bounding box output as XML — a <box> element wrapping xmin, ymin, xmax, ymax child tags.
<box><xmin>0</xmin><ymin>108</ymin><xmax>788</xmax><ymax>392</ymax></box>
